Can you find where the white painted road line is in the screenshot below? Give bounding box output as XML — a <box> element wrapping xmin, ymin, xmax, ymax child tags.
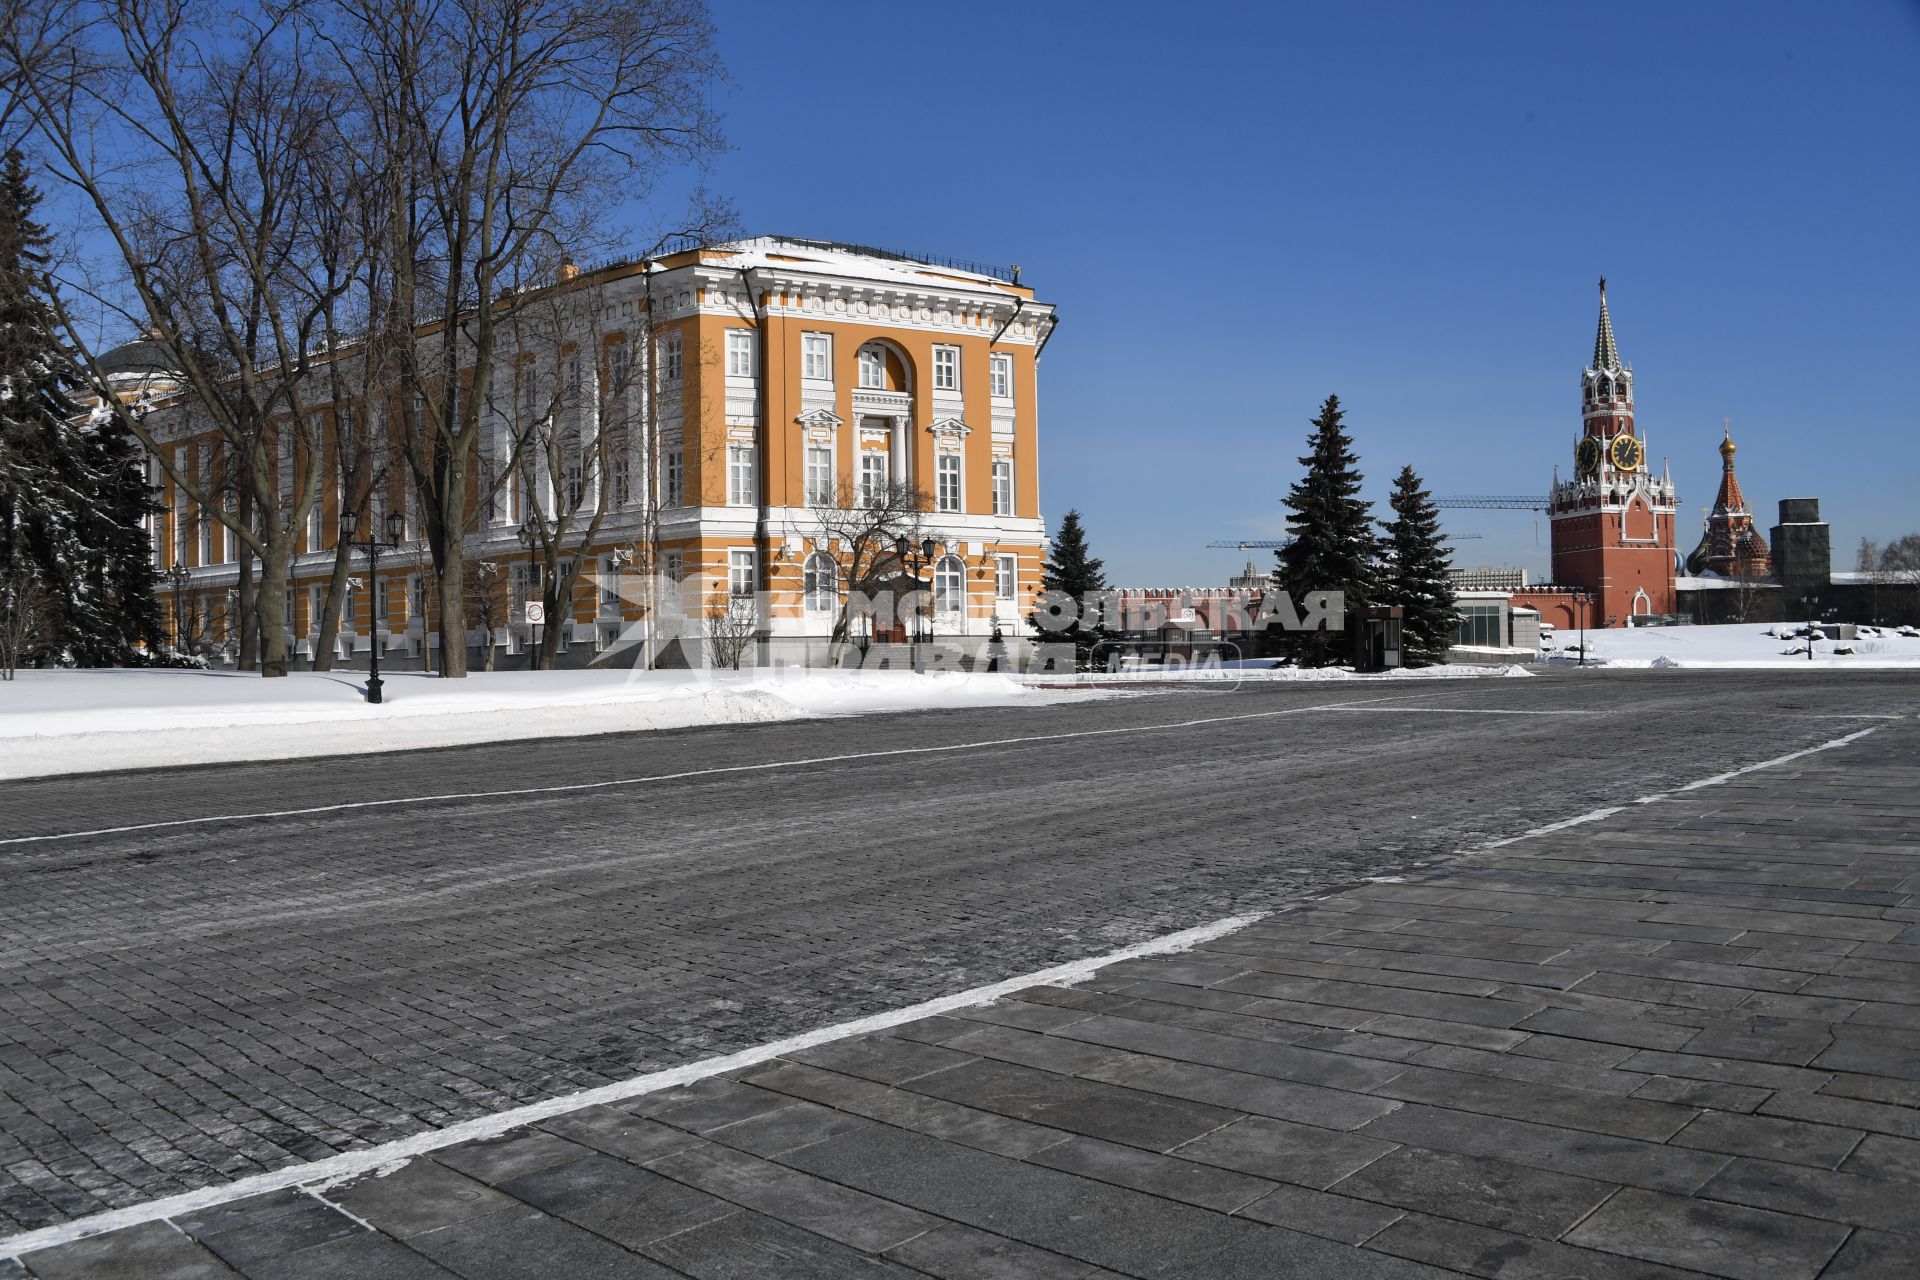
<box><xmin>0</xmin><ymin>910</ymin><xmax>1267</xmax><ymax>1260</ymax></box>
<box><xmin>0</xmin><ymin>691</ymin><xmax>1445</xmax><ymax>847</ymax></box>
<box><xmin>0</xmin><ymin>720</ymin><xmax>1886</xmax><ymax>1261</ymax></box>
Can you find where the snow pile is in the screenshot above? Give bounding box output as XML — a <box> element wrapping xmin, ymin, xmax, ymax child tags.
<box><xmin>0</xmin><ymin>668</ymin><xmax>1062</xmax><ymax>781</ymax></box>
<box><xmin>1044</xmin><ymin>662</ymin><xmax>1529</xmax><ymax>681</ymax></box>
<box><xmin>1540</xmin><ymin>622</ymin><xmax>1920</xmax><ymax>669</ymax></box>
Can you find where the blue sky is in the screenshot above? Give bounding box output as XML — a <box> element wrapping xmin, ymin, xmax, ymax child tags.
<box><xmin>659</xmin><ymin>4</ymin><xmax>1914</xmax><ymax>583</ymax></box>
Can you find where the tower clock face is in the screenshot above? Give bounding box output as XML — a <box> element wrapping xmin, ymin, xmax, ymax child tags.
<box><xmin>1609</xmin><ymin>434</ymin><xmax>1645</xmax><ymax>472</ymax></box>
<box><xmin>1576</xmin><ymin>437</ymin><xmax>1602</xmax><ymax>477</ymax></box>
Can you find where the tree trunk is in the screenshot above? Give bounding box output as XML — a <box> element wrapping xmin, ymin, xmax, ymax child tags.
<box><xmin>538</xmin><ymin>580</ymin><xmax>565</xmax><ymax>670</ymax></box>
<box><xmin>431</xmin><ymin>460</ymin><xmax>471</xmax><ymax>676</ymax></box>
<box><xmin>312</xmin><ymin>540</ymin><xmax>353</xmax><ymax>672</ymax></box>
<box><xmin>255</xmin><ymin>531</ymin><xmax>291</xmax><ymax>678</ymax></box>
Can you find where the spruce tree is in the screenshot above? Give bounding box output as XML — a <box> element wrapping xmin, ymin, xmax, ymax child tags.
<box><xmin>1273</xmin><ymin>395</ymin><xmax>1375</xmax><ymax>666</ymax></box>
<box><xmin>1381</xmin><ymin>464</ymin><xmax>1460</xmax><ymax>667</ymax></box>
<box><xmin>1029</xmin><ymin>508</ymin><xmax>1114</xmax><ymax>669</ymax></box>
<box><xmin>0</xmin><ymin>149</ymin><xmax>163</xmax><ymax>664</ymax></box>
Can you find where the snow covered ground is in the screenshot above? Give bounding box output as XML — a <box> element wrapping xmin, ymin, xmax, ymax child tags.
<box><xmin>1541</xmin><ymin>621</ymin><xmax>1920</xmax><ymax>669</ymax></box>
<box><xmin>0</xmin><ymin>668</ymin><xmax>1068</xmax><ymax>781</ymax></box>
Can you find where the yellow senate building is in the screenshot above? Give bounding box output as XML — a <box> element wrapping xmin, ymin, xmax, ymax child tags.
<box><xmin>131</xmin><ymin>236</ymin><xmax>1059</xmax><ymax>669</ymax></box>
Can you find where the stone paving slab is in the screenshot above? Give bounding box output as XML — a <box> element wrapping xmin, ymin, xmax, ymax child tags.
<box><xmin>5</xmin><ymin>708</ymin><xmax>1919</xmax><ymax>1277</ymax></box>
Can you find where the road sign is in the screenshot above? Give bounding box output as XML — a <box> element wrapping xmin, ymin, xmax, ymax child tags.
<box><xmin>524</xmin><ymin>601</ymin><xmax>545</xmax><ymax>625</ymax></box>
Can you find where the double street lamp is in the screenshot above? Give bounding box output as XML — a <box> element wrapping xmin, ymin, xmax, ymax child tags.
<box><xmin>342</xmin><ymin>508</ymin><xmax>406</xmax><ymax>703</ymax></box>
<box><xmin>893</xmin><ymin>535</ymin><xmax>937</xmax><ymax>672</ymax></box>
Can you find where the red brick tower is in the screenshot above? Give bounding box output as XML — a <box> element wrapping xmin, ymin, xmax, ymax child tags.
<box><xmin>1542</xmin><ymin>281</ymin><xmax>1679</xmax><ymax>624</ymax></box>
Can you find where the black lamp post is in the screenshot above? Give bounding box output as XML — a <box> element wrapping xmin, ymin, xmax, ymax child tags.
<box><xmin>894</xmin><ymin>534</ymin><xmax>937</xmax><ymax>672</ymax></box>
<box><xmin>343</xmin><ymin>508</ymin><xmax>405</xmax><ymax>702</ymax></box>
<box><xmin>1576</xmin><ymin>592</ymin><xmax>1588</xmax><ymax>668</ymax></box>
<box><xmin>168</xmin><ymin>562</ymin><xmax>191</xmax><ymax>653</ymax></box>
<box><xmin>516</xmin><ymin>523</ymin><xmax>544</xmax><ymax>666</ymax></box>
<box><xmin>1802</xmin><ymin>592</ymin><xmax>1819</xmax><ymax>662</ymax></box>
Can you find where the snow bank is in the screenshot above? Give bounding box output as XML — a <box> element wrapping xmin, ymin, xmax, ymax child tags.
<box><xmin>0</xmin><ymin>668</ymin><xmax>1061</xmax><ymax>781</ymax></box>
<box><xmin>1540</xmin><ymin>622</ymin><xmax>1920</xmax><ymax>669</ymax></box>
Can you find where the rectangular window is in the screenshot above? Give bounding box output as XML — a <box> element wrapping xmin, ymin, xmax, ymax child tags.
<box><xmin>726</xmin><ymin>329</ymin><xmax>755</xmax><ymax>377</ymax></box>
<box><xmin>609</xmin><ymin>428</ymin><xmax>632</xmax><ymax>507</ymax></box>
<box><xmin>520</xmin><ymin>366</ymin><xmax>542</xmax><ymax>427</ymax></box>
<box><xmin>566</xmin><ymin>354</ymin><xmax>583</xmax><ymax>401</ymax></box>
<box><xmin>857</xmin><ymin>346</ymin><xmax>885</xmax><ymax>389</ymax></box>
<box><xmin>992</xmin><ymin>459</ymin><xmax>1013</xmax><ymax>516</ymax></box>
<box><xmin>664</xmin><ymin>445</ymin><xmax>684</xmax><ymax>507</ymax></box>
<box><xmin>936</xmin><ymin>453</ymin><xmax>962</xmax><ymax>513</ymax></box>
<box><xmin>995</xmin><ymin>554</ymin><xmax>1016</xmax><ymax>602</ymax></box>
<box><xmin>663</xmin><ymin>551</ymin><xmax>684</xmax><ymax>583</ymax></box>
<box><xmin>1452</xmin><ymin>603</ymin><xmax>1504</xmax><ymax>649</ymax></box>
<box><xmin>933</xmin><ymin>346</ymin><xmax>959</xmax><ymax>391</ymax></box>
<box><xmin>990</xmin><ymin>353</ymin><xmax>1012</xmax><ymax>399</ymax></box>
<box><xmin>805</xmin><ymin>445</ymin><xmax>834</xmax><ymax>505</ymax></box>
<box><xmin>658</xmin><ymin>330</ymin><xmax>683</xmax><ymax>383</ymax></box>
<box><xmin>726</xmin><ymin>443</ymin><xmax>756</xmax><ymax>507</ymax></box>
<box><xmin>309</xmin><ymin>586</ymin><xmax>323</xmax><ymax>634</ymax></box>
<box><xmin>802</xmin><ymin>333</ymin><xmax>831</xmax><ymax>381</ymax></box>
<box><xmin>728</xmin><ymin>548</ymin><xmax>755</xmax><ymax>597</ymax></box>
<box><xmin>859</xmin><ymin>452</ymin><xmax>890</xmax><ymax>506</ymax></box>
<box><xmin>606</xmin><ymin>339</ymin><xmax>630</xmax><ymax>396</ymax></box>
<box><xmin>599</xmin><ymin>555</ymin><xmax>622</xmax><ymax>613</ymax></box>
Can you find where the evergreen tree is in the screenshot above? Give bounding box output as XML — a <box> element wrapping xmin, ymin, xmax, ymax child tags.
<box><xmin>0</xmin><ymin>148</ymin><xmax>163</xmax><ymax>665</ymax></box>
<box><xmin>1029</xmin><ymin>508</ymin><xmax>1114</xmax><ymax>669</ymax></box>
<box><xmin>1273</xmin><ymin>395</ymin><xmax>1375</xmax><ymax>666</ymax></box>
<box><xmin>1381</xmin><ymin>464</ymin><xmax>1460</xmax><ymax>667</ymax></box>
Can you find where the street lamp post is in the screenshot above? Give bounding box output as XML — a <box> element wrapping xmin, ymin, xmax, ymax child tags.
<box><xmin>168</xmin><ymin>563</ymin><xmax>191</xmax><ymax>654</ymax></box>
<box><xmin>342</xmin><ymin>508</ymin><xmax>406</xmax><ymax>703</ymax></box>
<box><xmin>1802</xmin><ymin>592</ymin><xmax>1819</xmax><ymax>662</ymax></box>
<box><xmin>894</xmin><ymin>534</ymin><xmax>937</xmax><ymax>673</ymax></box>
<box><xmin>516</xmin><ymin>523</ymin><xmax>544</xmax><ymax>666</ymax></box>
<box><xmin>1576</xmin><ymin>592</ymin><xmax>1588</xmax><ymax>667</ymax></box>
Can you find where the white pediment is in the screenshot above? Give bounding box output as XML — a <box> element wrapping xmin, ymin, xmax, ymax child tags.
<box><xmin>927</xmin><ymin>416</ymin><xmax>973</xmax><ymax>439</ymax></box>
<box><xmin>794</xmin><ymin>408</ymin><xmax>844</xmax><ymax>428</ymax></box>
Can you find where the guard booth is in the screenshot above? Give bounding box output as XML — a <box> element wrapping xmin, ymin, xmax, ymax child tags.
<box><xmin>1352</xmin><ymin>605</ymin><xmax>1403</xmax><ymax>672</ymax></box>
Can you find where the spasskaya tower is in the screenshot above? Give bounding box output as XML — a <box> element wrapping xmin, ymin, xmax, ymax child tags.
<box><xmin>1542</xmin><ymin>280</ymin><xmax>1679</xmax><ymax>624</ymax></box>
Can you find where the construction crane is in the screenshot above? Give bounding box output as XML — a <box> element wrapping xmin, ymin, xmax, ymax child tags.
<box><xmin>1206</xmin><ymin>539</ymin><xmax>1291</xmax><ymax>550</ymax></box>
<box><xmin>1433</xmin><ymin>495</ymin><xmax>1550</xmax><ymax>510</ymax></box>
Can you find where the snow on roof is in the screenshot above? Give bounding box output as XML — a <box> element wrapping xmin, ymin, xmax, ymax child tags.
<box><xmin>695</xmin><ymin>236</ymin><xmax>1031</xmax><ymax>297</ymax></box>
<box><xmin>1675</xmin><ymin>575</ymin><xmax>1778</xmax><ymax>590</ymax></box>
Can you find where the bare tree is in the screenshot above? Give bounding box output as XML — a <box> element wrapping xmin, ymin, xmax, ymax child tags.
<box><xmin>5</xmin><ymin>0</ymin><xmax>367</xmax><ymax>677</ymax></box>
<box><xmin>463</xmin><ymin>557</ymin><xmax>505</xmax><ymax>670</ymax></box>
<box><xmin>309</xmin><ymin>0</ymin><xmax>723</xmax><ymax>677</ymax></box>
<box><xmin>0</xmin><ymin>564</ymin><xmax>55</xmax><ymax>677</ymax></box>
<box><xmin>703</xmin><ymin>589</ymin><xmax>753</xmax><ymax>670</ymax></box>
<box><xmin>807</xmin><ymin>479</ymin><xmax>936</xmax><ymax>659</ymax></box>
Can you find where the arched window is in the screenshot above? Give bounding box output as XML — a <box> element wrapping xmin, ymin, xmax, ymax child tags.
<box><xmin>1597</xmin><ymin>377</ymin><xmax>1612</xmax><ymax>402</ymax></box>
<box><xmin>803</xmin><ymin>552</ymin><xmax>837</xmax><ymax>614</ymax></box>
<box><xmin>933</xmin><ymin>555</ymin><xmax>965</xmax><ymax>616</ymax></box>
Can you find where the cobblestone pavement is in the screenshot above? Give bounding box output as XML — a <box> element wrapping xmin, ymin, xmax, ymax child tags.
<box><xmin>0</xmin><ymin>670</ymin><xmax>1915</xmax><ymax>1256</ymax></box>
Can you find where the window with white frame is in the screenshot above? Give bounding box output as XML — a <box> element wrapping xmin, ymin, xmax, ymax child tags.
<box><xmin>995</xmin><ymin>554</ymin><xmax>1017</xmax><ymax>602</ymax></box>
<box><xmin>857</xmin><ymin>344</ymin><xmax>885</xmax><ymax>389</ymax></box>
<box><xmin>658</xmin><ymin>330</ymin><xmax>683</xmax><ymax>383</ymax></box>
<box><xmin>663</xmin><ymin>550</ymin><xmax>684</xmax><ymax>583</ymax></box>
<box><xmin>802</xmin><ymin>333</ymin><xmax>831</xmax><ymax>382</ymax></box>
<box><xmin>725</xmin><ymin>329</ymin><xmax>755</xmax><ymax>377</ymax></box>
<box><xmin>561</xmin><ymin>421</ymin><xmax>585</xmax><ymax>509</ymax></box>
<box><xmin>664</xmin><ymin>444</ymin><xmax>684</xmax><ymax>507</ymax></box>
<box><xmin>599</xmin><ymin>555</ymin><xmax>622</xmax><ymax>614</ymax></box>
<box><xmin>803</xmin><ymin>552</ymin><xmax>836</xmax><ymax>614</ymax></box>
<box><xmin>728</xmin><ymin>548</ymin><xmax>755</xmax><ymax>596</ymax></box>
<box><xmin>990</xmin><ymin>353</ymin><xmax>1012</xmax><ymax>399</ymax></box>
<box><xmin>805</xmin><ymin>444</ymin><xmax>834</xmax><ymax>505</ymax></box>
<box><xmin>309</xmin><ymin>585</ymin><xmax>324</xmax><ymax>633</ymax></box>
<box><xmin>992</xmin><ymin>459</ymin><xmax>1013</xmax><ymax>516</ymax></box>
<box><xmin>859</xmin><ymin>452</ymin><xmax>890</xmax><ymax>506</ymax></box>
<box><xmin>173</xmin><ymin>486</ymin><xmax>188</xmax><ymax>564</ymax></box>
<box><xmin>608</xmin><ymin>427</ymin><xmax>632</xmax><ymax>507</ymax></box>
<box><xmin>520</xmin><ymin>365</ymin><xmax>543</xmax><ymax>427</ymax></box>
<box><xmin>727</xmin><ymin>443</ymin><xmax>756</xmax><ymax>507</ymax></box>
<box><xmin>607</xmin><ymin>338</ymin><xmax>631</xmax><ymax>396</ymax></box>
<box><xmin>933</xmin><ymin>555</ymin><xmax>964</xmax><ymax>615</ymax></box>
<box><xmin>936</xmin><ymin>453</ymin><xmax>962</xmax><ymax>513</ymax></box>
<box><xmin>933</xmin><ymin>346</ymin><xmax>959</xmax><ymax>391</ymax></box>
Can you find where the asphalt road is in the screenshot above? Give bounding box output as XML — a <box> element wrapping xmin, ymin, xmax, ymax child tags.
<box><xmin>2</xmin><ymin>668</ymin><xmax>1916</xmax><ymax>1233</ymax></box>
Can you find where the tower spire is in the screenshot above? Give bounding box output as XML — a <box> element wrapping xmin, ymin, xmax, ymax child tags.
<box><xmin>1593</xmin><ymin>276</ymin><xmax>1621</xmax><ymax>371</ymax></box>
